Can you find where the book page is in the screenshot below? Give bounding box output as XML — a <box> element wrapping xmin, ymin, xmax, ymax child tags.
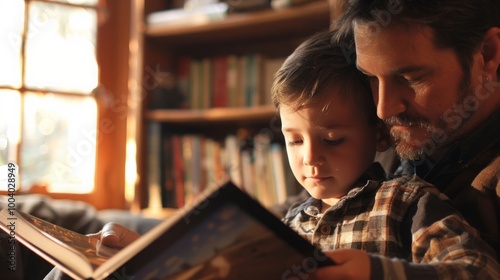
<box><xmin>16</xmin><ymin>211</ymin><xmax>109</xmax><ymax>268</ymax></box>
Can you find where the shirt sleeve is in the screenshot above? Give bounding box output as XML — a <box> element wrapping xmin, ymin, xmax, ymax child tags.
<box><xmin>368</xmin><ymin>192</ymin><xmax>500</xmax><ymax>279</ymax></box>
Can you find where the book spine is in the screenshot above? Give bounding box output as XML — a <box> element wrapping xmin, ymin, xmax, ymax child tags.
<box><xmin>182</xmin><ymin>135</ymin><xmax>195</xmax><ymax>205</ymax></box>
<box><xmin>177</xmin><ymin>56</ymin><xmax>191</xmax><ymax>109</ymax></box>
<box><xmin>161</xmin><ymin>131</ymin><xmax>177</xmax><ymax>208</ymax></box>
<box><xmin>190</xmin><ymin>135</ymin><xmax>202</xmax><ymax>199</ymax></box>
<box><xmin>212</xmin><ymin>56</ymin><xmax>228</xmax><ymax>108</ymax></box>
<box><xmin>269</xmin><ymin>143</ymin><xmax>287</xmax><ymax>204</ymax></box>
<box><xmin>201</xmin><ymin>58</ymin><xmax>212</xmax><ymax>109</ymax></box>
<box><xmin>227</xmin><ymin>55</ymin><xmax>239</xmax><ymax>107</ymax></box>
<box><xmin>240</xmin><ymin>144</ymin><xmax>256</xmax><ymax>197</ymax></box>
<box><xmin>245</xmin><ymin>54</ymin><xmax>254</xmax><ymax>107</ymax></box>
<box><xmin>189</xmin><ymin>59</ymin><xmax>201</xmax><ymax>109</ymax></box>
<box><xmin>172</xmin><ymin>134</ymin><xmax>185</xmax><ymax>208</ymax></box>
<box><xmin>237</xmin><ymin>55</ymin><xmax>247</xmax><ymax>107</ymax></box>
<box><xmin>224</xmin><ymin>134</ymin><xmax>243</xmax><ymax>188</ymax></box>
<box><xmin>263</xmin><ymin>56</ymin><xmax>286</xmax><ymax>106</ymax></box>
<box><xmin>253</xmin><ymin>132</ymin><xmax>277</xmax><ymax>207</ymax></box>
<box><xmin>147</xmin><ymin>122</ymin><xmax>163</xmax><ymax>210</ymax></box>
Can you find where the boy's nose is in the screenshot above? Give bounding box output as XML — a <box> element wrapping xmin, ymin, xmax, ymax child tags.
<box><xmin>303</xmin><ymin>144</ymin><xmax>324</xmax><ymax>167</ymax></box>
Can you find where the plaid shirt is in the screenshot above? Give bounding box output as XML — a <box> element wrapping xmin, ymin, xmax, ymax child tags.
<box><xmin>396</xmin><ymin>109</ymin><xmax>500</xmax><ymax>258</ymax></box>
<box><xmin>283</xmin><ymin>163</ymin><xmax>500</xmax><ymax>279</ymax></box>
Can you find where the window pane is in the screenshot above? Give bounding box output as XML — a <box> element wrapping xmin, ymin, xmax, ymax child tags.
<box><xmin>25</xmin><ymin>2</ymin><xmax>98</xmax><ymax>93</ymax></box>
<box><xmin>21</xmin><ymin>93</ymin><xmax>97</xmax><ymax>193</ymax></box>
<box><xmin>0</xmin><ymin>0</ymin><xmax>24</xmax><ymax>88</ymax></box>
<box><xmin>0</xmin><ymin>90</ymin><xmax>21</xmax><ymax>166</ymax></box>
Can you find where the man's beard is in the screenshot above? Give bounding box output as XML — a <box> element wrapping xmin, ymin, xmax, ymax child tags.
<box><xmin>386</xmin><ymin>75</ymin><xmax>474</xmax><ymax>161</ymax></box>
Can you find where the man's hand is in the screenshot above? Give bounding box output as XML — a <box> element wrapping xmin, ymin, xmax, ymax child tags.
<box><xmin>313</xmin><ymin>249</ymin><xmax>371</xmax><ymax>280</ymax></box>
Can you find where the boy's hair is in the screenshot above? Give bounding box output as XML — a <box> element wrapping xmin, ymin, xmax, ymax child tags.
<box><xmin>272</xmin><ymin>30</ymin><xmax>377</xmax><ymax>124</ymax></box>
<box><xmin>334</xmin><ymin>0</ymin><xmax>500</xmax><ymax>79</ymax></box>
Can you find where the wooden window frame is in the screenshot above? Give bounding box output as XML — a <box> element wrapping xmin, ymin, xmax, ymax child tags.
<box><xmin>5</xmin><ymin>0</ymin><xmax>132</xmax><ymax>210</ymax></box>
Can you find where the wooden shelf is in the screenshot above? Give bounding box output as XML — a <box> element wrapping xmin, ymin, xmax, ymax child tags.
<box><xmin>135</xmin><ymin>0</ymin><xmax>332</xmax><ymax>209</ymax></box>
<box><xmin>145</xmin><ymin>1</ymin><xmax>330</xmax><ymax>44</ymax></box>
<box><xmin>145</xmin><ymin>105</ymin><xmax>277</xmax><ymax>123</ymax></box>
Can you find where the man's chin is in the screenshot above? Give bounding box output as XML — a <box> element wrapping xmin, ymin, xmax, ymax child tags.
<box><xmin>394</xmin><ymin>141</ymin><xmax>426</xmax><ymax>160</ymax></box>
<box><xmin>394</xmin><ymin>131</ymin><xmax>450</xmax><ymax>160</ymax></box>
<box><xmin>391</xmin><ymin>127</ymin><xmax>435</xmax><ymax>160</ymax></box>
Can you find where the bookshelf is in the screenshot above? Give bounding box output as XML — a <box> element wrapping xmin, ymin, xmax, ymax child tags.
<box><xmin>146</xmin><ymin>105</ymin><xmax>276</xmax><ymax>123</ymax></box>
<box><xmin>135</xmin><ymin>0</ymin><xmax>331</xmax><ymax>211</ymax></box>
<box><xmin>145</xmin><ymin>0</ymin><xmax>330</xmax><ymax>42</ymax></box>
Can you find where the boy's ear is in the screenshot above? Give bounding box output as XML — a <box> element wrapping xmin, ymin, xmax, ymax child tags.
<box><xmin>481</xmin><ymin>27</ymin><xmax>500</xmax><ymax>79</ymax></box>
<box><xmin>375</xmin><ymin>121</ymin><xmax>391</xmax><ymax>152</ymax></box>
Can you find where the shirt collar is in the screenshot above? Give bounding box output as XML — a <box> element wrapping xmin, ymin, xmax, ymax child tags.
<box><xmin>292</xmin><ymin>162</ymin><xmax>387</xmax><ymax>217</ymax></box>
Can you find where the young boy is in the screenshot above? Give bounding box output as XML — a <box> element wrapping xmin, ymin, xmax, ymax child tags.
<box><xmin>272</xmin><ymin>30</ymin><xmax>500</xmax><ymax>279</ymax></box>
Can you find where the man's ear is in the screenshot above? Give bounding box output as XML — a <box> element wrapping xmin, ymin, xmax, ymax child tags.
<box><xmin>375</xmin><ymin>121</ymin><xmax>391</xmax><ymax>152</ymax></box>
<box><xmin>481</xmin><ymin>27</ymin><xmax>500</xmax><ymax>79</ymax></box>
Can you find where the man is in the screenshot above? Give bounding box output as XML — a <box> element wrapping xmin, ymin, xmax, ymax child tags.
<box><xmin>344</xmin><ymin>0</ymin><xmax>500</xmax><ymax>253</ymax></box>
<box><xmin>313</xmin><ymin>0</ymin><xmax>500</xmax><ymax>278</ymax></box>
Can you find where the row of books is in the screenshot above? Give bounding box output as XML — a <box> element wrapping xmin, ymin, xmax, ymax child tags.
<box><xmin>176</xmin><ymin>54</ymin><xmax>286</xmax><ymax>109</ymax></box>
<box><xmin>147</xmin><ymin>123</ymin><xmax>300</xmax><ymax>209</ymax></box>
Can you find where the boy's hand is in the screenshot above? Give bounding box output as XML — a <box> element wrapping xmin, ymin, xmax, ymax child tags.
<box><xmin>88</xmin><ymin>222</ymin><xmax>141</xmax><ymax>250</ymax></box>
<box><xmin>313</xmin><ymin>249</ymin><xmax>371</xmax><ymax>280</ymax></box>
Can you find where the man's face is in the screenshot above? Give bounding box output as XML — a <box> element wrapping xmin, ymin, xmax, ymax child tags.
<box><xmin>354</xmin><ymin>23</ymin><xmax>483</xmax><ymax>160</ymax></box>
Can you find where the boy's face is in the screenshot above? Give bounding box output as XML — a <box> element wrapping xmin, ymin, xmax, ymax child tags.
<box><xmin>280</xmin><ymin>93</ymin><xmax>381</xmax><ymax>205</ymax></box>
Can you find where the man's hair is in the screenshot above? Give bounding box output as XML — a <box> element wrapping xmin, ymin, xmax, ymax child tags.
<box><xmin>334</xmin><ymin>0</ymin><xmax>500</xmax><ymax>78</ymax></box>
<box><xmin>272</xmin><ymin>30</ymin><xmax>377</xmax><ymax>124</ymax></box>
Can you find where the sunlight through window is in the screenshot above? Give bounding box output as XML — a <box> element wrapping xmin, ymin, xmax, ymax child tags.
<box><xmin>0</xmin><ymin>0</ymin><xmax>99</xmax><ymax>193</ymax></box>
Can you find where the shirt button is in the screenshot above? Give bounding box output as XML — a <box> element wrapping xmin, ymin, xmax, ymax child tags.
<box><xmin>319</xmin><ymin>225</ymin><xmax>331</xmax><ymax>235</ymax></box>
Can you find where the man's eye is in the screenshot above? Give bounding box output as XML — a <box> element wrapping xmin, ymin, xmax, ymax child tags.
<box><xmin>399</xmin><ymin>75</ymin><xmax>422</xmax><ymax>87</ymax></box>
<box><xmin>324</xmin><ymin>138</ymin><xmax>343</xmax><ymax>146</ymax></box>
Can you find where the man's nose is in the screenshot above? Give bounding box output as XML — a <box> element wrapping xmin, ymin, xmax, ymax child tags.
<box><xmin>374</xmin><ymin>80</ymin><xmax>408</xmax><ymax>120</ymax></box>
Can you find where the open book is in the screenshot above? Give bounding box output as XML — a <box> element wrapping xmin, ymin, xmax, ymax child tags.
<box><xmin>0</xmin><ymin>181</ymin><xmax>334</xmax><ymax>280</ymax></box>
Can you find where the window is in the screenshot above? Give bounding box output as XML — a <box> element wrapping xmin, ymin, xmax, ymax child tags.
<box><xmin>0</xmin><ymin>0</ymin><xmax>100</xmax><ymax>193</ymax></box>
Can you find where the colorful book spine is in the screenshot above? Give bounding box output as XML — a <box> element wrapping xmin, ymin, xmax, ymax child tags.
<box><xmin>212</xmin><ymin>56</ymin><xmax>228</xmax><ymax>108</ymax></box>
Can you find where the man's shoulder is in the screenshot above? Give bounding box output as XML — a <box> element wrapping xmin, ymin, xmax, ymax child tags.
<box><xmin>463</xmin><ymin>109</ymin><xmax>500</xmax><ymax>157</ymax></box>
<box><xmin>471</xmin><ymin>151</ymin><xmax>500</xmax><ymax>191</ymax></box>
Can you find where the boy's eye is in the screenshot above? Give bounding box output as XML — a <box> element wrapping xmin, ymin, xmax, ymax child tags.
<box><xmin>324</xmin><ymin>138</ymin><xmax>344</xmax><ymax>146</ymax></box>
<box><xmin>287</xmin><ymin>140</ymin><xmax>303</xmax><ymax>146</ymax></box>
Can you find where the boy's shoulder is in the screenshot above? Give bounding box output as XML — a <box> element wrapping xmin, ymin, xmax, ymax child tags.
<box><xmin>379</xmin><ymin>175</ymin><xmax>450</xmax><ymax>202</ymax></box>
